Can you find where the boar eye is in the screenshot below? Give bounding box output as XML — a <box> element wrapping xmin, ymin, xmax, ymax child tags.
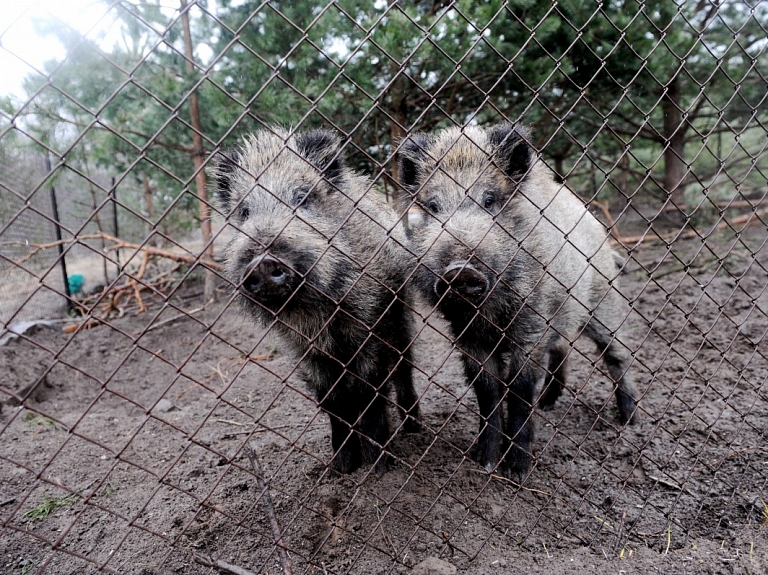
<box><xmin>293</xmin><ymin>188</ymin><xmax>310</xmax><ymax>207</ymax></box>
<box><xmin>483</xmin><ymin>193</ymin><xmax>496</xmax><ymax>211</ymax></box>
<box><xmin>426</xmin><ymin>199</ymin><xmax>440</xmax><ymax>214</ymax></box>
<box><xmin>238</xmin><ymin>205</ymin><xmax>250</xmax><ymax>220</ymax></box>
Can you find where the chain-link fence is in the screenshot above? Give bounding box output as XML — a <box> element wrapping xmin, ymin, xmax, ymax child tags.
<box><xmin>1</xmin><ymin>1</ymin><xmax>767</xmax><ymax>573</ymax></box>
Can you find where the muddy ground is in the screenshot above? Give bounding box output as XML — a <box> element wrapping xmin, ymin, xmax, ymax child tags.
<box><xmin>1</xmin><ymin>220</ymin><xmax>767</xmax><ymax>575</ymax></box>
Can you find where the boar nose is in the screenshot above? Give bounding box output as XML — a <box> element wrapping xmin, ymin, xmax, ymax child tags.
<box><xmin>434</xmin><ymin>262</ymin><xmax>489</xmax><ymax>300</ymax></box>
<box><xmin>241</xmin><ymin>254</ymin><xmax>296</xmax><ymax>300</ymax></box>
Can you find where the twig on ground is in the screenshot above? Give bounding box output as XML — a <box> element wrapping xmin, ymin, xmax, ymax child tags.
<box><xmin>4</xmin><ymin>232</ymin><xmax>221</xmax><ymax>319</ymax></box>
<box><xmin>693</xmin><ymin>446</ymin><xmax>768</xmax><ymax>472</ymax></box>
<box><xmin>144</xmin><ymin>306</ymin><xmax>205</xmax><ymax>333</ymax></box>
<box><xmin>613</xmin><ymin>509</ymin><xmax>627</xmax><ymax>556</ymax></box>
<box><xmin>215</xmin><ymin>419</ymin><xmax>248</xmax><ymax>427</ymax></box>
<box><xmin>245</xmin><ymin>444</ymin><xmax>294</xmax><ymax>575</ymax></box>
<box><xmin>481</xmin><ymin>471</ymin><xmax>554</xmax><ymax>498</ymax></box>
<box><xmin>221</xmin><ymin>430</ymin><xmax>256</xmax><ymax>439</ymax></box>
<box><xmin>192</xmin><ymin>553</ymin><xmax>258</xmax><ymax>575</ymax></box>
<box><xmin>646</xmin><ymin>254</ymin><xmax>720</xmax><ymax>281</ymax></box>
<box><xmin>594</xmin><ymin>515</ymin><xmax>613</xmax><ymax>532</ymax></box>
<box><xmin>209</xmin><ymin>358</ymin><xmax>232</xmax><ymax>385</ymax></box>
<box><xmin>440</xmin><ymin>531</ymin><xmax>457</xmax><ymax>557</ymax></box>
<box><xmin>649</xmin><ymin>475</ymin><xmax>696</xmax><ymax>497</ymax></box>
<box><xmin>221</xmin><ymin>424</ymin><xmax>293</xmax><ymax>440</ymax></box>
<box><xmin>372</xmin><ymin>497</ymin><xmax>397</xmax><ymax>557</ymax></box>
<box><xmin>62</xmin><ymin>319</ymin><xmax>101</xmax><ymax>334</ymax></box>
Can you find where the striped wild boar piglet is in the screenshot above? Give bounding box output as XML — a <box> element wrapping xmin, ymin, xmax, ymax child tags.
<box><xmin>210</xmin><ymin>128</ymin><xmax>420</xmax><ymax>475</ymax></box>
<box><xmin>397</xmin><ymin>123</ymin><xmax>637</xmax><ymax>479</ymax></box>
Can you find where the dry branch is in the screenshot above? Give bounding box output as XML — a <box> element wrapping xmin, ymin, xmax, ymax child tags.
<box><xmin>649</xmin><ymin>475</ymin><xmax>696</xmax><ymax>497</ymax></box>
<box><xmin>62</xmin><ymin>319</ymin><xmax>101</xmax><ymax>334</ymax></box>
<box><xmin>589</xmin><ymin>199</ymin><xmax>622</xmax><ymax>240</ymax></box>
<box><xmin>3</xmin><ymin>231</ymin><xmax>222</xmax><ymax>318</ymax></box>
<box><xmin>615</xmin><ymin>208</ymin><xmax>767</xmax><ymax>248</ymax></box>
<box><xmin>192</xmin><ymin>553</ymin><xmax>259</xmax><ymax>575</ymax></box>
<box><xmin>245</xmin><ymin>444</ymin><xmax>294</xmax><ymax>575</ymax></box>
<box><xmin>1</xmin><ymin>232</ymin><xmax>222</xmax><ymax>271</ymax></box>
<box><xmin>144</xmin><ymin>306</ymin><xmax>205</xmax><ymax>333</ymax></box>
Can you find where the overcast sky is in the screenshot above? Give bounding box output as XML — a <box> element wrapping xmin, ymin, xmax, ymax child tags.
<box><xmin>0</xmin><ymin>0</ymin><xmax>120</xmax><ymax>98</ymax></box>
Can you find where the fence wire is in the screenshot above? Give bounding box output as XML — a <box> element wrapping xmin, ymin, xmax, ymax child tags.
<box><xmin>1</xmin><ymin>1</ymin><xmax>767</xmax><ymax>574</ymax></box>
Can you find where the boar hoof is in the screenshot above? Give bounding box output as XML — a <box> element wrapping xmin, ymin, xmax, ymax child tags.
<box><xmin>504</xmin><ymin>447</ymin><xmax>532</xmax><ymax>483</ymax></box>
<box><xmin>401</xmin><ymin>416</ymin><xmax>425</xmax><ymax>434</ymax></box>
<box><xmin>471</xmin><ymin>442</ymin><xmax>502</xmax><ymax>473</ymax></box>
<box><xmin>373</xmin><ymin>454</ymin><xmax>391</xmax><ymax>478</ymax></box>
<box><xmin>616</xmin><ymin>391</ymin><xmax>638</xmax><ymax>426</ymax></box>
<box><xmin>538</xmin><ymin>380</ymin><xmax>563</xmax><ymax>410</ymax></box>
<box><xmin>330</xmin><ymin>446</ymin><xmax>362</xmax><ymax>475</ymax></box>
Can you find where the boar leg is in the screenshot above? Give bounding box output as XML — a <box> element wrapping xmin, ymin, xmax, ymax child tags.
<box><xmin>462</xmin><ymin>356</ymin><xmax>505</xmax><ymax>472</ymax></box>
<box><xmin>584</xmin><ymin>319</ymin><xmax>638</xmax><ymax>425</ymax></box>
<box><xmin>355</xmin><ymin>375</ymin><xmax>391</xmax><ymax>474</ymax></box>
<box><xmin>385</xmin><ymin>303</ymin><xmax>421</xmax><ymax>431</ymax></box>
<box><xmin>327</xmin><ymin>412</ymin><xmax>362</xmax><ymax>474</ymax></box>
<box><xmin>538</xmin><ymin>341</ymin><xmax>568</xmax><ymax>409</ymax></box>
<box><xmin>374</xmin><ymin>299</ymin><xmax>420</xmax><ymax>431</ymax></box>
<box><xmin>390</xmin><ymin>352</ymin><xmax>421</xmax><ymax>432</ymax></box>
<box><xmin>504</xmin><ymin>360</ymin><xmax>538</xmax><ymax>479</ymax></box>
<box><xmin>312</xmin><ymin>359</ymin><xmax>363</xmax><ymax>474</ymax></box>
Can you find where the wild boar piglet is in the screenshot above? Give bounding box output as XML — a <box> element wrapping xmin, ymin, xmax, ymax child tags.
<box><xmin>211</xmin><ymin>128</ymin><xmax>420</xmax><ymax>474</ymax></box>
<box><xmin>397</xmin><ymin>123</ymin><xmax>638</xmax><ymax>478</ymax></box>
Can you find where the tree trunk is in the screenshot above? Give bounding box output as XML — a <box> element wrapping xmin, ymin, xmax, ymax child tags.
<box><xmin>620</xmin><ymin>152</ymin><xmax>628</xmax><ymax>198</ymax></box>
<box><xmin>387</xmin><ymin>0</ymin><xmax>408</xmax><ymax>196</ymax></box>
<box><xmin>389</xmin><ymin>117</ymin><xmax>406</xmax><ymax>184</ymax></box>
<box><xmin>662</xmin><ymin>77</ymin><xmax>687</xmax><ymax>212</ymax></box>
<box><xmin>389</xmin><ymin>72</ymin><xmax>409</xmax><ymax>229</ymax></box>
<box><xmin>181</xmin><ymin>0</ymin><xmax>216</xmax><ymax>302</ymax></box>
<box><xmin>143</xmin><ymin>172</ymin><xmax>155</xmax><ymax>244</ymax></box>
<box><xmin>553</xmin><ymin>154</ymin><xmax>565</xmax><ymax>184</ymax></box>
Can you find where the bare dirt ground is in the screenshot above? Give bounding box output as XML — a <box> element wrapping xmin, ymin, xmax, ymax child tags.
<box><xmin>1</xmin><ymin>220</ymin><xmax>767</xmax><ymax>574</ymax></box>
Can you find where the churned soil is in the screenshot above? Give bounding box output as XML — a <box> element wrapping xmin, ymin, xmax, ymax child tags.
<box><xmin>1</xmin><ymin>221</ymin><xmax>767</xmax><ymax>575</ymax></box>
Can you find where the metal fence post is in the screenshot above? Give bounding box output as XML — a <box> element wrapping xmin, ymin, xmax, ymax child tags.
<box><xmin>46</xmin><ymin>155</ymin><xmax>72</xmax><ymax>309</ymax></box>
<box><xmin>111</xmin><ymin>176</ymin><xmax>121</xmax><ymax>274</ymax></box>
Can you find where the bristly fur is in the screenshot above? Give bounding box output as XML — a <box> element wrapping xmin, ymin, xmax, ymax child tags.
<box><xmin>209</xmin><ymin>127</ymin><xmax>420</xmax><ymax>475</ymax></box>
<box><xmin>209</xmin><ymin>149</ymin><xmax>241</xmax><ymax>212</ymax></box>
<box><xmin>397</xmin><ymin>122</ymin><xmax>638</xmax><ymax>479</ymax></box>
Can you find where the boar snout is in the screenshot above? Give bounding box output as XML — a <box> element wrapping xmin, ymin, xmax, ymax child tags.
<box><xmin>241</xmin><ymin>254</ymin><xmax>297</xmax><ymax>303</ymax></box>
<box><xmin>435</xmin><ymin>262</ymin><xmax>489</xmax><ymax>301</ymax></box>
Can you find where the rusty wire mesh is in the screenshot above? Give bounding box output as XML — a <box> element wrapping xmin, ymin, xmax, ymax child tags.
<box><xmin>1</xmin><ymin>1</ymin><xmax>767</xmax><ymax>574</ymax></box>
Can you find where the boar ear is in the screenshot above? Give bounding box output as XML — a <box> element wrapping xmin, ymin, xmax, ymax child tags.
<box><xmin>294</xmin><ymin>129</ymin><xmax>345</xmax><ymax>187</ymax></box>
<box><xmin>488</xmin><ymin>123</ymin><xmax>533</xmax><ymax>181</ymax></box>
<box><xmin>397</xmin><ymin>133</ymin><xmax>431</xmax><ymax>195</ymax></box>
<box><xmin>208</xmin><ymin>149</ymin><xmax>241</xmax><ymax>212</ymax></box>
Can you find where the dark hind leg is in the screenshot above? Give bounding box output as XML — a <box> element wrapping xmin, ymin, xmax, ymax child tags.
<box><xmin>385</xmin><ymin>301</ymin><xmax>421</xmax><ymax>432</ymax></box>
<box><xmin>584</xmin><ymin>320</ymin><xmax>638</xmax><ymax>425</ymax></box>
<box><xmin>539</xmin><ymin>341</ymin><xmax>568</xmax><ymax>409</ymax></box>
<box><xmin>392</xmin><ymin>353</ymin><xmax>421</xmax><ymax>432</ymax></box>
<box><xmin>355</xmin><ymin>375</ymin><xmax>391</xmax><ymax>475</ymax></box>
